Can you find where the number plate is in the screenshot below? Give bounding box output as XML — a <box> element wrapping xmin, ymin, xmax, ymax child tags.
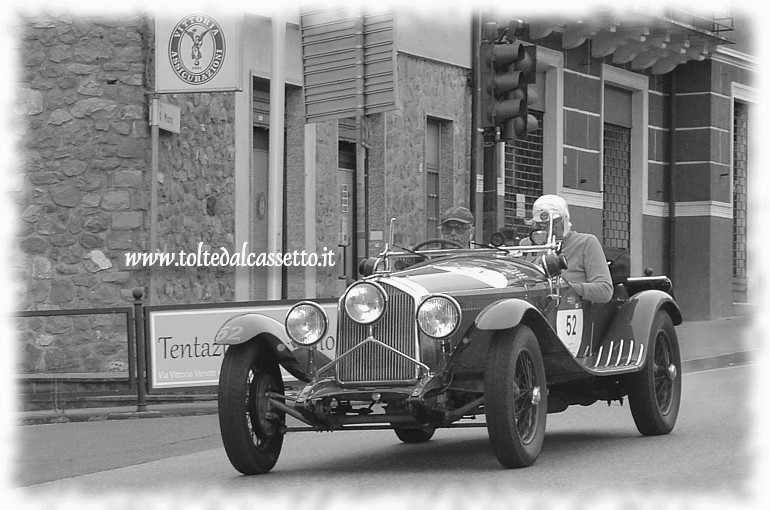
<box><xmin>556</xmin><ymin>309</ymin><xmax>583</xmax><ymax>356</ymax></box>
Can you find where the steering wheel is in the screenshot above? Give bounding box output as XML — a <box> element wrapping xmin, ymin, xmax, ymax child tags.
<box><xmin>411</xmin><ymin>238</ymin><xmax>465</xmax><ymax>251</ymax></box>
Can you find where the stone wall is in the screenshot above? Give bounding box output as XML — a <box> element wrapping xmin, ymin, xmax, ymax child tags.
<box><xmin>313</xmin><ymin>120</ymin><xmax>340</xmax><ymax>298</ymax></box>
<box><xmin>283</xmin><ymin>86</ymin><xmax>308</xmax><ymax>299</ymax></box>
<box><xmin>15</xmin><ymin>14</ymin><xmax>152</xmax><ymax>373</ymax></box>
<box><xmin>151</xmin><ymin>91</ymin><xmax>237</xmax><ymax>305</ymax></box>
<box><xmin>377</xmin><ymin>53</ymin><xmax>472</xmax><ymax>248</ymax></box>
<box><xmin>15</xmin><ymin>13</ymin><xmax>239</xmax><ymax>373</ymax></box>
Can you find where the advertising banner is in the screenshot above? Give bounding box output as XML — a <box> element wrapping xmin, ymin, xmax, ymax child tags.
<box><xmin>155</xmin><ymin>12</ymin><xmax>243</xmax><ymax>93</ymax></box>
<box><xmin>148</xmin><ymin>302</ymin><xmax>338</xmax><ymax>389</ymax></box>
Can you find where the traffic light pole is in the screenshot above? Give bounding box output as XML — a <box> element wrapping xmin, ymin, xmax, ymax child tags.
<box><xmin>482</xmin><ymin>134</ymin><xmax>497</xmax><ymax>240</ymax></box>
<box><xmin>470</xmin><ymin>11</ymin><xmax>484</xmax><ymax>242</ymax></box>
<box><xmin>482</xmin><ymin>132</ymin><xmax>505</xmax><ymax>241</ymax></box>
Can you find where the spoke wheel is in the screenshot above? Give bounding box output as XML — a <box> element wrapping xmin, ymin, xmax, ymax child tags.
<box><xmin>218</xmin><ymin>341</ymin><xmax>285</xmax><ymax>475</ymax></box>
<box><xmin>513</xmin><ymin>351</ymin><xmax>539</xmax><ymax>444</ymax></box>
<box><xmin>627</xmin><ymin>311</ymin><xmax>681</xmax><ymax>436</ymax></box>
<box><xmin>485</xmin><ymin>325</ymin><xmax>547</xmax><ymax>468</ymax></box>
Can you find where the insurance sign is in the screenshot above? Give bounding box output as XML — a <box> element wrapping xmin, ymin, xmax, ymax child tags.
<box><xmin>155</xmin><ymin>12</ymin><xmax>243</xmax><ymax>93</ymax></box>
<box><xmin>147</xmin><ymin>302</ymin><xmax>337</xmax><ymax>389</ymax></box>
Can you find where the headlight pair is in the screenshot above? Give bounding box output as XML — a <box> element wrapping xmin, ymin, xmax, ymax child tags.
<box><xmin>286</xmin><ymin>282</ymin><xmax>387</xmax><ymax>347</ymax></box>
<box><xmin>343</xmin><ymin>282</ymin><xmax>460</xmax><ymax>338</ymax></box>
<box><xmin>286</xmin><ymin>282</ymin><xmax>462</xmax><ymax>346</ymax></box>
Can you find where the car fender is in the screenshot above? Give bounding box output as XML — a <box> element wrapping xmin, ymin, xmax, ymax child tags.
<box><xmin>214</xmin><ymin>312</ymin><xmax>287</xmax><ymax>346</ymax></box>
<box><xmin>214</xmin><ymin>313</ymin><xmax>332</xmax><ymax>382</ymax></box>
<box><xmin>474</xmin><ymin>298</ymin><xmax>583</xmax><ymax>376</ymax></box>
<box><xmin>474</xmin><ymin>298</ymin><xmax>541</xmax><ymax>332</ymax></box>
<box><xmin>598</xmin><ymin>290</ymin><xmax>682</xmax><ymax>370</ymax></box>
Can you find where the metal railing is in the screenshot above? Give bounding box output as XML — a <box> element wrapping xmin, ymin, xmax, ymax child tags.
<box><xmin>16</xmin><ymin>292</ymin><xmax>149</xmax><ymax>411</ymax></box>
<box><xmin>663</xmin><ymin>7</ymin><xmax>735</xmax><ymax>34</ymax></box>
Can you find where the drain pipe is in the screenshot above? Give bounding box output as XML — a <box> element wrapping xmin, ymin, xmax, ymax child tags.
<box><xmin>667</xmin><ymin>73</ymin><xmax>676</xmax><ymax>282</ymax></box>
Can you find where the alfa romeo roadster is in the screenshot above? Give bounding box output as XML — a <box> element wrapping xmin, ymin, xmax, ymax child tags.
<box><xmin>214</xmin><ymin>214</ymin><xmax>682</xmax><ymax>474</ymax></box>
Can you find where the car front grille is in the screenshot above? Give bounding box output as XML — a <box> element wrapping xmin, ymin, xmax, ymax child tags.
<box><xmin>336</xmin><ymin>284</ymin><xmax>419</xmax><ymax>384</ymax></box>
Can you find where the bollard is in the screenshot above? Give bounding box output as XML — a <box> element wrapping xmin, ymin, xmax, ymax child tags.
<box><xmin>127</xmin><ymin>306</ymin><xmax>137</xmax><ymax>390</ymax></box>
<box><xmin>133</xmin><ymin>288</ymin><xmax>148</xmax><ymax>412</ymax></box>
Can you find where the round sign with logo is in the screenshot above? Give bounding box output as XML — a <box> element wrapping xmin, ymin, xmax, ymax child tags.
<box><xmin>168</xmin><ymin>14</ymin><xmax>226</xmax><ymax>85</ymax></box>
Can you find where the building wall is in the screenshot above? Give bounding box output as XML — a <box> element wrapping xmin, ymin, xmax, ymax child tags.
<box><xmin>643</xmin><ymin>215</ymin><xmax>669</xmax><ymax>275</ymax></box>
<box><xmin>16</xmin><ymin>14</ymin><xmax>240</xmax><ymax>373</ymax></box>
<box><xmin>284</xmin><ymin>86</ymin><xmax>307</xmax><ymax>299</ymax></box>
<box><xmin>394</xmin><ymin>6</ymin><xmax>472</xmax><ymax>69</ymax></box>
<box><xmin>562</xmin><ymin>68</ymin><xmax>602</xmax><ymax>194</ymax></box>
<box><xmin>671</xmin><ymin>57</ymin><xmax>757</xmax><ymax>319</ymax></box>
<box><xmin>376</xmin><ymin>53</ymin><xmax>472</xmax><ymax>248</ymax></box>
<box><xmin>642</xmin><ymin>74</ymin><xmax>671</xmax><ymax>275</ymax></box>
<box><xmin>16</xmin><ymin>15</ymin><xmax>151</xmax><ymax>373</ymax></box>
<box><xmin>312</xmin><ymin>119</ymin><xmax>341</xmax><ymax>298</ymax></box>
<box><xmin>152</xmin><ymin>91</ymin><xmax>237</xmax><ymax>305</ymax></box>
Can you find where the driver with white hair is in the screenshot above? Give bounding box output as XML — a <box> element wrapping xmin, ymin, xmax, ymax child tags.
<box><xmin>529</xmin><ymin>194</ymin><xmax>613</xmax><ymax>303</ymax></box>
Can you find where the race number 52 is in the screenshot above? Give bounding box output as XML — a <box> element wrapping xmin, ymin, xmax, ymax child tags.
<box><xmin>556</xmin><ymin>309</ymin><xmax>583</xmax><ymax>357</ymax></box>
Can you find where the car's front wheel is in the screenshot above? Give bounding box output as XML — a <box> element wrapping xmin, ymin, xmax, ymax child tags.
<box><xmin>627</xmin><ymin>311</ymin><xmax>681</xmax><ymax>435</ymax></box>
<box><xmin>218</xmin><ymin>341</ymin><xmax>285</xmax><ymax>475</ymax></box>
<box><xmin>393</xmin><ymin>426</ymin><xmax>436</xmax><ymax>443</ymax></box>
<box><xmin>484</xmin><ymin>325</ymin><xmax>547</xmax><ymax>468</ymax></box>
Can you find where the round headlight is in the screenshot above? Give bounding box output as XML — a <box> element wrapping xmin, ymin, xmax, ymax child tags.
<box><xmin>417</xmin><ymin>295</ymin><xmax>461</xmax><ymax>338</ymax></box>
<box><xmin>344</xmin><ymin>282</ymin><xmax>386</xmax><ymax>324</ymax></box>
<box><xmin>285</xmin><ymin>302</ymin><xmax>328</xmax><ymax>346</ymax></box>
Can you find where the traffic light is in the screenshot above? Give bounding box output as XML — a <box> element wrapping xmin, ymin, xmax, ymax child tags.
<box><xmin>479</xmin><ymin>21</ymin><xmax>539</xmax><ymax>140</ymax></box>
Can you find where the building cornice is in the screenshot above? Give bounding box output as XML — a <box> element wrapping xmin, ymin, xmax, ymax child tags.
<box><xmin>712</xmin><ymin>46</ymin><xmax>759</xmax><ymax>72</ymax></box>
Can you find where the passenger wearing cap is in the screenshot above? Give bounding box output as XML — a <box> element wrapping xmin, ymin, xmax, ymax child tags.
<box><xmin>529</xmin><ymin>195</ymin><xmax>613</xmax><ymax>303</ymax></box>
<box><xmin>439</xmin><ymin>206</ymin><xmax>475</xmax><ymax>248</ymax></box>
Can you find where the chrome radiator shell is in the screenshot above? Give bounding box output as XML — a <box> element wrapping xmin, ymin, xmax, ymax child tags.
<box><xmin>335</xmin><ymin>284</ymin><xmax>420</xmax><ymax>385</ymax></box>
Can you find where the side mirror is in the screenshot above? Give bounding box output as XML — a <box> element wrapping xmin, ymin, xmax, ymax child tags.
<box><xmin>539</xmin><ymin>252</ymin><xmax>568</xmax><ymax>277</ymax></box>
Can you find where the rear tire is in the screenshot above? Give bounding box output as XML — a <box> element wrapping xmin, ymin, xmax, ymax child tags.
<box><xmin>218</xmin><ymin>341</ymin><xmax>285</xmax><ymax>475</ymax></box>
<box><xmin>393</xmin><ymin>426</ymin><xmax>436</xmax><ymax>443</ymax></box>
<box><xmin>484</xmin><ymin>325</ymin><xmax>547</xmax><ymax>468</ymax></box>
<box><xmin>627</xmin><ymin>311</ymin><xmax>681</xmax><ymax>435</ymax></box>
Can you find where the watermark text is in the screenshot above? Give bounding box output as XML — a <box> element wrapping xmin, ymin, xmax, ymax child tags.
<box><xmin>125</xmin><ymin>243</ymin><xmax>336</xmax><ymax>268</ymax></box>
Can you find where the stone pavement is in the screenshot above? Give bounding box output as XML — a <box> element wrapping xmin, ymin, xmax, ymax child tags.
<box><xmin>16</xmin><ymin>314</ymin><xmax>763</xmax><ymax>426</ymax></box>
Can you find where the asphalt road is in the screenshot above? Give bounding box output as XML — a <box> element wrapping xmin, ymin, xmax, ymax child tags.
<box><xmin>12</xmin><ymin>364</ymin><xmax>760</xmax><ymax>508</ymax></box>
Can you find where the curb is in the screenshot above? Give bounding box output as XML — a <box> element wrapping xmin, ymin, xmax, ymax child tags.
<box><xmin>19</xmin><ymin>406</ymin><xmax>218</xmax><ymax>426</ymax></box>
<box><xmin>681</xmin><ymin>350</ymin><xmax>756</xmax><ymax>374</ymax></box>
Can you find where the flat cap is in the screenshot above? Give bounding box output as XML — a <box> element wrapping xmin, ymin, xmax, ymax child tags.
<box><xmin>440</xmin><ymin>206</ymin><xmax>474</xmax><ymax>224</ymax></box>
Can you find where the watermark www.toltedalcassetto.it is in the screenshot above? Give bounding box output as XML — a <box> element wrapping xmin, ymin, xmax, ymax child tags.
<box><xmin>125</xmin><ymin>242</ymin><xmax>337</xmax><ymax>268</ymax></box>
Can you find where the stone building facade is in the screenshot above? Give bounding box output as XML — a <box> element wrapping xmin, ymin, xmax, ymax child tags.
<box><xmin>15</xmin><ymin>15</ymin><xmax>242</xmax><ymax>374</ymax></box>
<box><xmin>16</xmin><ymin>16</ymin><xmax>152</xmax><ymax>374</ymax></box>
<box><xmin>13</xmin><ymin>10</ymin><xmax>474</xmax><ymax>375</ymax></box>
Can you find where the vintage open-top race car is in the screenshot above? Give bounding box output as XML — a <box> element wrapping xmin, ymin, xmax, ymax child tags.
<box><xmin>214</xmin><ymin>214</ymin><xmax>682</xmax><ymax>475</ymax></box>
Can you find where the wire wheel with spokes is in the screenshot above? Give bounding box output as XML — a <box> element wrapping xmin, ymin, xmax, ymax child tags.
<box><xmin>485</xmin><ymin>325</ymin><xmax>547</xmax><ymax>468</ymax></box>
<box><xmin>627</xmin><ymin>311</ymin><xmax>681</xmax><ymax>435</ymax></box>
<box><xmin>512</xmin><ymin>351</ymin><xmax>539</xmax><ymax>444</ymax></box>
<box><xmin>218</xmin><ymin>341</ymin><xmax>285</xmax><ymax>475</ymax></box>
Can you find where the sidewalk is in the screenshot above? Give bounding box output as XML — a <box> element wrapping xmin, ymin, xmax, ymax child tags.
<box><xmin>16</xmin><ymin>314</ymin><xmax>762</xmax><ymax>426</ymax></box>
